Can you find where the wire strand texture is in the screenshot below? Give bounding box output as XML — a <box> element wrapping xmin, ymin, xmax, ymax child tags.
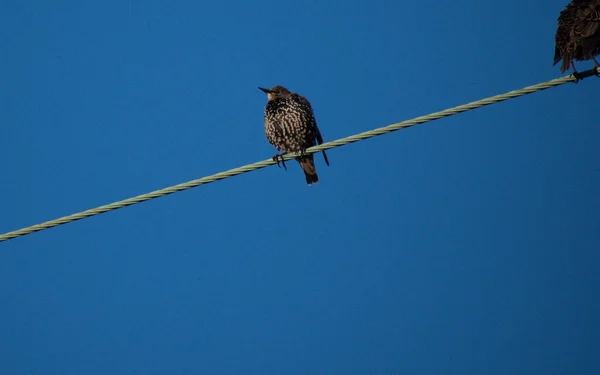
<box><xmin>2</xmin><ymin>68</ymin><xmax>598</xmax><ymax>243</ymax></box>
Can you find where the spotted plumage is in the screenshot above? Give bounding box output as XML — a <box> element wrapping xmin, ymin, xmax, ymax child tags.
<box><xmin>259</xmin><ymin>85</ymin><xmax>329</xmax><ymax>185</ymax></box>
<box><xmin>554</xmin><ymin>0</ymin><xmax>600</xmax><ymax>73</ymax></box>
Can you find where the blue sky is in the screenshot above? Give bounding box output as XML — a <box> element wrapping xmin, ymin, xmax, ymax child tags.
<box><xmin>1</xmin><ymin>0</ymin><xmax>599</xmax><ymax>373</ymax></box>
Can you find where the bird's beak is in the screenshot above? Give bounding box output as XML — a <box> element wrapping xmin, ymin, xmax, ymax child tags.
<box><xmin>258</xmin><ymin>87</ymin><xmax>271</xmax><ymax>94</ymax></box>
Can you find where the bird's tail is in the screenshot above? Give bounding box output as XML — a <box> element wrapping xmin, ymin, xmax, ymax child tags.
<box><xmin>554</xmin><ymin>47</ymin><xmax>571</xmax><ymax>73</ymax></box>
<box><xmin>296</xmin><ymin>155</ymin><xmax>319</xmax><ymax>185</ymax></box>
<box><xmin>560</xmin><ymin>56</ymin><xmax>572</xmax><ymax>73</ymax></box>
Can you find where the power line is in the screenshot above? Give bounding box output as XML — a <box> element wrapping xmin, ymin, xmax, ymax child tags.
<box><xmin>1</xmin><ymin>68</ymin><xmax>598</xmax><ymax>243</ymax></box>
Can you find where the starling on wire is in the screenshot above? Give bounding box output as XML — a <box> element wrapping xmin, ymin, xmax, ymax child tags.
<box><xmin>259</xmin><ymin>85</ymin><xmax>330</xmax><ymax>186</ymax></box>
<box><xmin>554</xmin><ymin>0</ymin><xmax>600</xmax><ymax>74</ymax></box>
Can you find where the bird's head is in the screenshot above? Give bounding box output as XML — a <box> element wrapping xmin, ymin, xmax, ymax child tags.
<box><xmin>258</xmin><ymin>85</ymin><xmax>291</xmax><ymax>101</ymax></box>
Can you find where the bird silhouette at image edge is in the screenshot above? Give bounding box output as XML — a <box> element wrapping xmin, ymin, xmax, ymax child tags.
<box><xmin>554</xmin><ymin>0</ymin><xmax>600</xmax><ymax>76</ymax></box>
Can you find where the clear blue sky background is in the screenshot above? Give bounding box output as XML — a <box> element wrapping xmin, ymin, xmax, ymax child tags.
<box><xmin>1</xmin><ymin>0</ymin><xmax>599</xmax><ymax>373</ymax></box>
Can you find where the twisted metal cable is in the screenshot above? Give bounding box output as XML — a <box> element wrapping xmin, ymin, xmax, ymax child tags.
<box><xmin>2</xmin><ymin>68</ymin><xmax>598</xmax><ymax>243</ymax></box>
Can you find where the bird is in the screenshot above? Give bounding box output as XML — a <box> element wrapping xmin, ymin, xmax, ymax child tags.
<box><xmin>554</xmin><ymin>0</ymin><xmax>600</xmax><ymax>74</ymax></box>
<box><xmin>258</xmin><ymin>85</ymin><xmax>330</xmax><ymax>186</ymax></box>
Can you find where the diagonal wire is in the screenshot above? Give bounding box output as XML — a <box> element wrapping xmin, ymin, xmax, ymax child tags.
<box><xmin>1</xmin><ymin>68</ymin><xmax>598</xmax><ymax>243</ymax></box>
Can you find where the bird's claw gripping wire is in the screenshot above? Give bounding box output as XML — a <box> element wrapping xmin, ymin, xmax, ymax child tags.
<box><xmin>571</xmin><ymin>62</ymin><xmax>581</xmax><ymax>83</ymax></box>
<box><xmin>272</xmin><ymin>154</ymin><xmax>287</xmax><ymax>170</ymax></box>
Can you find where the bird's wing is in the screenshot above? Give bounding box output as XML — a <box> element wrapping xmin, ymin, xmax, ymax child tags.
<box><xmin>574</xmin><ymin>0</ymin><xmax>600</xmax><ymax>38</ymax></box>
<box><xmin>293</xmin><ymin>93</ymin><xmax>330</xmax><ymax>166</ymax></box>
<box><xmin>554</xmin><ymin>5</ymin><xmax>577</xmax><ymax>66</ymax></box>
<box><xmin>291</xmin><ymin>94</ymin><xmax>314</xmax><ymax>114</ymax></box>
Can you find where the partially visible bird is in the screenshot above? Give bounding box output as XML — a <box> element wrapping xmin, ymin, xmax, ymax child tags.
<box><xmin>259</xmin><ymin>85</ymin><xmax>330</xmax><ymax>186</ymax></box>
<box><xmin>554</xmin><ymin>0</ymin><xmax>600</xmax><ymax>74</ymax></box>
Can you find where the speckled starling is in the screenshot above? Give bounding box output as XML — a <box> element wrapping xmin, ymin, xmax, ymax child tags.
<box><xmin>259</xmin><ymin>85</ymin><xmax>330</xmax><ymax>186</ymax></box>
<box><xmin>554</xmin><ymin>0</ymin><xmax>600</xmax><ymax>74</ymax></box>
